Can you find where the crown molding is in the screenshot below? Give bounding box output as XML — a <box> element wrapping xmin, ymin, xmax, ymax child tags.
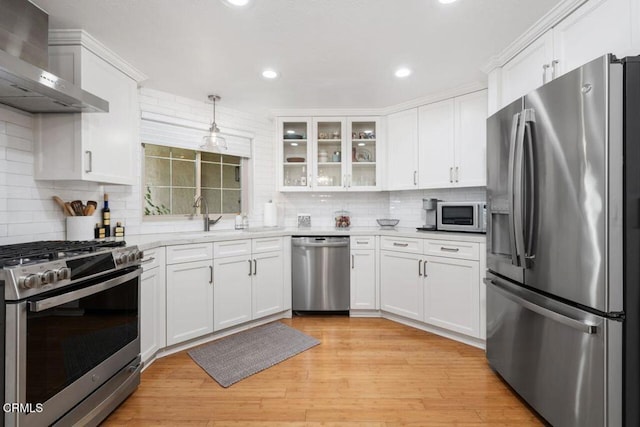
<box><xmin>270</xmin><ymin>81</ymin><xmax>487</xmax><ymax>118</ymax></box>
<box><xmin>379</xmin><ymin>81</ymin><xmax>486</xmax><ymax>115</ymax></box>
<box><xmin>481</xmin><ymin>0</ymin><xmax>588</xmax><ymax>73</ymax></box>
<box><xmin>49</xmin><ymin>29</ymin><xmax>148</xmax><ymax>83</ymax></box>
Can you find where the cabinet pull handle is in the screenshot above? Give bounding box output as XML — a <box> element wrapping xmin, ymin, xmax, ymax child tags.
<box><xmin>542</xmin><ymin>64</ymin><xmax>550</xmax><ymax>84</ymax></box>
<box><xmin>209</xmin><ymin>265</ymin><xmax>213</xmax><ymax>284</ymax></box>
<box><xmin>352</xmin><ymin>254</ymin><xmax>355</xmax><ymax>269</ymax></box>
<box><xmin>85</xmin><ymin>150</ymin><xmax>92</xmax><ymax>173</ymax></box>
<box><xmin>551</xmin><ymin>59</ymin><xmax>559</xmax><ymax>79</ymax></box>
<box><xmin>440</xmin><ymin>246</ymin><xmax>460</xmax><ymax>252</ymax></box>
<box><xmin>423</xmin><ymin>259</ymin><xmax>428</xmax><ymax>277</ymax></box>
<box><xmin>356</xmin><ymin>240</ymin><xmax>368</xmax><ymax>244</ymax></box>
<box><xmin>248</xmin><ymin>259</ymin><xmax>252</xmax><ymax>276</ymax></box>
<box><xmin>455</xmin><ymin>166</ymin><xmax>459</xmax><ymax>183</ymax></box>
<box><xmin>449</xmin><ymin>167</ymin><xmax>453</xmax><ymax>183</ymax></box>
<box><xmin>413</xmin><ymin>171</ymin><xmax>417</xmax><ymax>185</ymax></box>
<box><xmin>393</xmin><ymin>242</ymin><xmax>409</xmax><ymax>247</ymax></box>
<box><xmin>418</xmin><ymin>259</ymin><xmax>423</xmax><ymax>276</ymax></box>
<box><xmin>253</xmin><ymin>259</ymin><xmax>257</xmax><ymax>275</ymax></box>
<box><xmin>140</xmin><ymin>257</ymin><xmax>156</xmax><ymax>264</ymax></box>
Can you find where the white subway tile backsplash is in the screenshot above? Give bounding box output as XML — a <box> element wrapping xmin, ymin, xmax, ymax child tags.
<box><xmin>1</xmin><ymin>89</ymin><xmax>486</xmax><ymax>244</ymax></box>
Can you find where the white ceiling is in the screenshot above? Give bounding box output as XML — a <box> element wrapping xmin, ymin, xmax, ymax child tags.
<box><xmin>32</xmin><ymin>0</ymin><xmax>562</xmax><ymax>114</ymax></box>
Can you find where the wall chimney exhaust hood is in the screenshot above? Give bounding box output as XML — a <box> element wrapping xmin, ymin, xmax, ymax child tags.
<box><xmin>0</xmin><ymin>0</ymin><xmax>109</xmax><ymax>113</ymax></box>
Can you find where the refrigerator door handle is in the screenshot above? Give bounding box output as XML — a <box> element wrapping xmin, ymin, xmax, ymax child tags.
<box><xmin>507</xmin><ymin>112</ymin><xmax>521</xmax><ymax>266</ymax></box>
<box><xmin>486</xmin><ymin>278</ymin><xmax>598</xmax><ymax>335</ymax></box>
<box><xmin>523</xmin><ymin>111</ymin><xmax>537</xmax><ymax>266</ymax></box>
<box><xmin>513</xmin><ymin>110</ymin><xmax>527</xmax><ymax>268</ymax></box>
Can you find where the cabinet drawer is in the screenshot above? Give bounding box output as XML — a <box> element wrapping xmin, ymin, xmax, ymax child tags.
<box><xmin>252</xmin><ymin>237</ymin><xmax>283</xmax><ymax>254</ymax></box>
<box><xmin>380</xmin><ymin>236</ymin><xmax>423</xmax><ymax>253</ymax></box>
<box><xmin>350</xmin><ymin>236</ymin><xmax>376</xmax><ymax>250</ymax></box>
<box><xmin>214</xmin><ymin>239</ymin><xmax>251</xmax><ymax>258</ymax></box>
<box><xmin>166</xmin><ymin>243</ymin><xmax>213</xmax><ymax>265</ymax></box>
<box><xmin>141</xmin><ymin>247</ymin><xmax>163</xmax><ymax>271</ymax></box>
<box><xmin>424</xmin><ymin>240</ymin><xmax>479</xmax><ymax>260</ymax></box>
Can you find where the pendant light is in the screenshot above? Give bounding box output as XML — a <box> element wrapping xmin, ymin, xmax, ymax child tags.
<box><xmin>201</xmin><ymin>94</ymin><xmax>227</xmax><ymax>151</ymax></box>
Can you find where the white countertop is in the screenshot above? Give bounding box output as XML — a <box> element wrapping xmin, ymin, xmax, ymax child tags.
<box><xmin>124</xmin><ymin>226</ymin><xmax>486</xmax><ymax>251</ymax></box>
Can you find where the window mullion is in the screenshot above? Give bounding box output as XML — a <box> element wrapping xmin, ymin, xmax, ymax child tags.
<box><xmin>195</xmin><ymin>151</ymin><xmax>202</xmax><ymax>215</ymax></box>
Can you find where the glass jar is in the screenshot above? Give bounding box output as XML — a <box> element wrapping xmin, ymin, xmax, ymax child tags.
<box><xmin>334</xmin><ymin>210</ymin><xmax>351</xmax><ymax>228</ymax></box>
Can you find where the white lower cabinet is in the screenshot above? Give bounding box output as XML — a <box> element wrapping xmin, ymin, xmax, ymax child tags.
<box><xmin>213</xmin><ymin>255</ymin><xmax>253</xmax><ymax>331</ymax></box>
<box><xmin>380</xmin><ymin>238</ymin><xmax>483</xmax><ymax>339</ymax></box>
<box><xmin>166</xmin><ymin>259</ymin><xmax>214</xmax><ymax>345</ymax></box>
<box><xmin>350</xmin><ymin>250</ymin><xmax>377</xmax><ymax>310</ymax></box>
<box><xmin>140</xmin><ymin>248</ymin><xmax>166</xmax><ymax>365</ymax></box>
<box><xmin>350</xmin><ymin>235</ymin><xmax>378</xmax><ymax>311</ymax></box>
<box><xmin>423</xmin><ymin>255</ymin><xmax>480</xmax><ymax>337</ymax></box>
<box><xmin>213</xmin><ymin>238</ymin><xmax>285</xmax><ymax>331</ymax></box>
<box><xmin>252</xmin><ymin>251</ymin><xmax>285</xmax><ymax>318</ymax></box>
<box><xmin>380</xmin><ymin>251</ymin><xmax>424</xmax><ymax>321</ymax></box>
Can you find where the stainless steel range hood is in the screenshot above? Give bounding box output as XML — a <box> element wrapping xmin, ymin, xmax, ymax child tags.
<box><xmin>0</xmin><ymin>0</ymin><xmax>108</xmax><ymax>113</ymax></box>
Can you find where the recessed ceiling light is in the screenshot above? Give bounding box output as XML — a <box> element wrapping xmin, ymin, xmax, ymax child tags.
<box><xmin>262</xmin><ymin>69</ymin><xmax>279</xmax><ymax>79</ymax></box>
<box><xmin>221</xmin><ymin>0</ymin><xmax>251</xmax><ymax>7</ymax></box>
<box><xmin>395</xmin><ymin>67</ymin><xmax>412</xmax><ymax>78</ymax></box>
<box><xmin>438</xmin><ymin>0</ymin><xmax>457</xmax><ymax>4</ymax></box>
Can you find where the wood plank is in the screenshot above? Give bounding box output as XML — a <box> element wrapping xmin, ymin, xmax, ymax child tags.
<box><xmin>103</xmin><ymin>317</ymin><xmax>544</xmax><ymax>426</ymax></box>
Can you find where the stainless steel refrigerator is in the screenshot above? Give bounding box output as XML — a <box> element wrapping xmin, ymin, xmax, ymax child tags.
<box><xmin>486</xmin><ymin>54</ymin><xmax>640</xmax><ymax>427</ymax></box>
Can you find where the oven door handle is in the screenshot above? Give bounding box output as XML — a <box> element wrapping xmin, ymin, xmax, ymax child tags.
<box><xmin>28</xmin><ymin>268</ymin><xmax>142</xmax><ymax>313</ymax></box>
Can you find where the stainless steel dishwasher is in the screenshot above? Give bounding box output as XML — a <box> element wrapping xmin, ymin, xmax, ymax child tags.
<box><xmin>291</xmin><ymin>236</ymin><xmax>350</xmax><ymax>312</ymax></box>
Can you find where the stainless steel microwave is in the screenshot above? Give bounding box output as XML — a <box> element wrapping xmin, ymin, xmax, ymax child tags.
<box><xmin>437</xmin><ymin>201</ymin><xmax>486</xmax><ymax>233</ymax></box>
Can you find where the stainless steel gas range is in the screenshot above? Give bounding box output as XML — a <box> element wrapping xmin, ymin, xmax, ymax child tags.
<box><xmin>0</xmin><ymin>240</ymin><xmax>143</xmax><ymax>427</ymax></box>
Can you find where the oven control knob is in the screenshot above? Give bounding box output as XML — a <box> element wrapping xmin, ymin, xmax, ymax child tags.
<box><xmin>128</xmin><ymin>251</ymin><xmax>138</xmax><ymax>262</ymax></box>
<box><xmin>19</xmin><ymin>273</ymin><xmax>41</xmax><ymax>289</ymax></box>
<box><xmin>42</xmin><ymin>270</ymin><xmax>57</xmax><ymax>285</ymax></box>
<box><xmin>117</xmin><ymin>253</ymin><xmax>129</xmax><ymax>265</ymax></box>
<box><xmin>57</xmin><ymin>267</ymin><xmax>71</xmax><ymax>280</ymax></box>
<box><xmin>136</xmin><ymin>250</ymin><xmax>144</xmax><ymax>260</ymax></box>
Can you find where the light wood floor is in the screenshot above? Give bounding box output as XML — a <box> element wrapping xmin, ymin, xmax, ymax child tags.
<box><xmin>103</xmin><ymin>317</ymin><xmax>543</xmax><ymax>426</ymax></box>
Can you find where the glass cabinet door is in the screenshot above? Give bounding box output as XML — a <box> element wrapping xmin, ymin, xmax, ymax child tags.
<box><xmin>348</xmin><ymin>118</ymin><xmax>378</xmax><ymax>189</ymax></box>
<box><xmin>313</xmin><ymin>118</ymin><xmax>346</xmax><ymax>190</ymax></box>
<box><xmin>281</xmin><ymin>119</ymin><xmax>311</xmax><ymax>190</ymax></box>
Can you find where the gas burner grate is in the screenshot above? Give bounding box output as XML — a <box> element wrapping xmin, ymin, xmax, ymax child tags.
<box><xmin>0</xmin><ymin>240</ymin><xmax>126</xmax><ymax>268</ymax></box>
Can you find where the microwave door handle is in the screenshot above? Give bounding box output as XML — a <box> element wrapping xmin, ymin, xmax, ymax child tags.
<box><xmin>28</xmin><ymin>268</ymin><xmax>141</xmax><ymax>313</ymax></box>
<box><xmin>507</xmin><ymin>112</ymin><xmax>521</xmax><ymax>266</ymax></box>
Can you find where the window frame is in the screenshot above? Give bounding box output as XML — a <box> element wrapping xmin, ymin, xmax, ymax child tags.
<box><xmin>141</xmin><ymin>143</ymin><xmax>249</xmax><ymax>221</ymax></box>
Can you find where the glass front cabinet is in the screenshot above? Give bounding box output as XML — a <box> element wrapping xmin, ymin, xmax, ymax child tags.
<box><xmin>278</xmin><ymin>116</ymin><xmax>380</xmax><ymax>192</ymax></box>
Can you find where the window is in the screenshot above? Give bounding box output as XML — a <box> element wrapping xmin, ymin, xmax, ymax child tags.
<box><xmin>143</xmin><ymin>143</ymin><xmax>243</xmax><ymax>217</ymax></box>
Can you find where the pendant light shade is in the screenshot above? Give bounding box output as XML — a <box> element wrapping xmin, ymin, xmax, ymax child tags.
<box><xmin>201</xmin><ymin>94</ymin><xmax>227</xmax><ymax>151</ymax></box>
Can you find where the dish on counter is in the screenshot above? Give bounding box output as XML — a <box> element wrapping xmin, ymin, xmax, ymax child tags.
<box><xmin>286</xmin><ymin>157</ymin><xmax>305</xmax><ymax>163</ymax></box>
<box><xmin>377</xmin><ymin>218</ymin><xmax>400</xmax><ymax>228</ymax></box>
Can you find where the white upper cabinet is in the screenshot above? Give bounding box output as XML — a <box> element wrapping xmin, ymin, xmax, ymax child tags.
<box><xmin>418</xmin><ymin>99</ymin><xmax>455</xmax><ymax>189</ymax></box>
<box><xmin>416</xmin><ymin>90</ymin><xmax>487</xmax><ymax>189</ymax></box>
<box><xmin>552</xmin><ymin>0</ymin><xmax>640</xmax><ymax>77</ymax></box>
<box><xmin>313</xmin><ymin>117</ymin><xmax>347</xmax><ymax>190</ymax></box>
<box><xmin>278</xmin><ymin>116</ymin><xmax>381</xmax><ymax>192</ymax></box>
<box><xmin>501</xmin><ymin>32</ymin><xmax>554</xmax><ymax>107</ymax></box>
<box><xmin>453</xmin><ymin>91</ymin><xmax>488</xmax><ymax>188</ymax></box>
<box><xmin>494</xmin><ymin>0</ymin><xmax>640</xmax><ymax>111</ymax></box>
<box><xmin>347</xmin><ymin>118</ymin><xmax>381</xmax><ymax>190</ymax></box>
<box><xmin>386</xmin><ymin>108</ymin><xmax>419</xmax><ymax>190</ymax></box>
<box><xmin>278</xmin><ymin>117</ymin><xmax>312</xmax><ymax>191</ymax></box>
<box><xmin>34</xmin><ymin>31</ymin><xmax>146</xmax><ymax>185</ymax></box>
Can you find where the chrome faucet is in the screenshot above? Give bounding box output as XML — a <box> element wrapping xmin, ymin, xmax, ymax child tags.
<box><xmin>193</xmin><ymin>196</ymin><xmax>222</xmax><ymax>231</ymax></box>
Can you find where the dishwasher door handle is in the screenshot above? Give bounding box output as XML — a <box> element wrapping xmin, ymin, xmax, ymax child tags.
<box><xmin>293</xmin><ymin>241</ymin><xmax>349</xmax><ymax>248</ymax></box>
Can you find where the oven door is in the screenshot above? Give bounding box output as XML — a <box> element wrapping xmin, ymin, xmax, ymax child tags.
<box><xmin>5</xmin><ymin>267</ymin><xmax>141</xmax><ymax>427</ymax></box>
